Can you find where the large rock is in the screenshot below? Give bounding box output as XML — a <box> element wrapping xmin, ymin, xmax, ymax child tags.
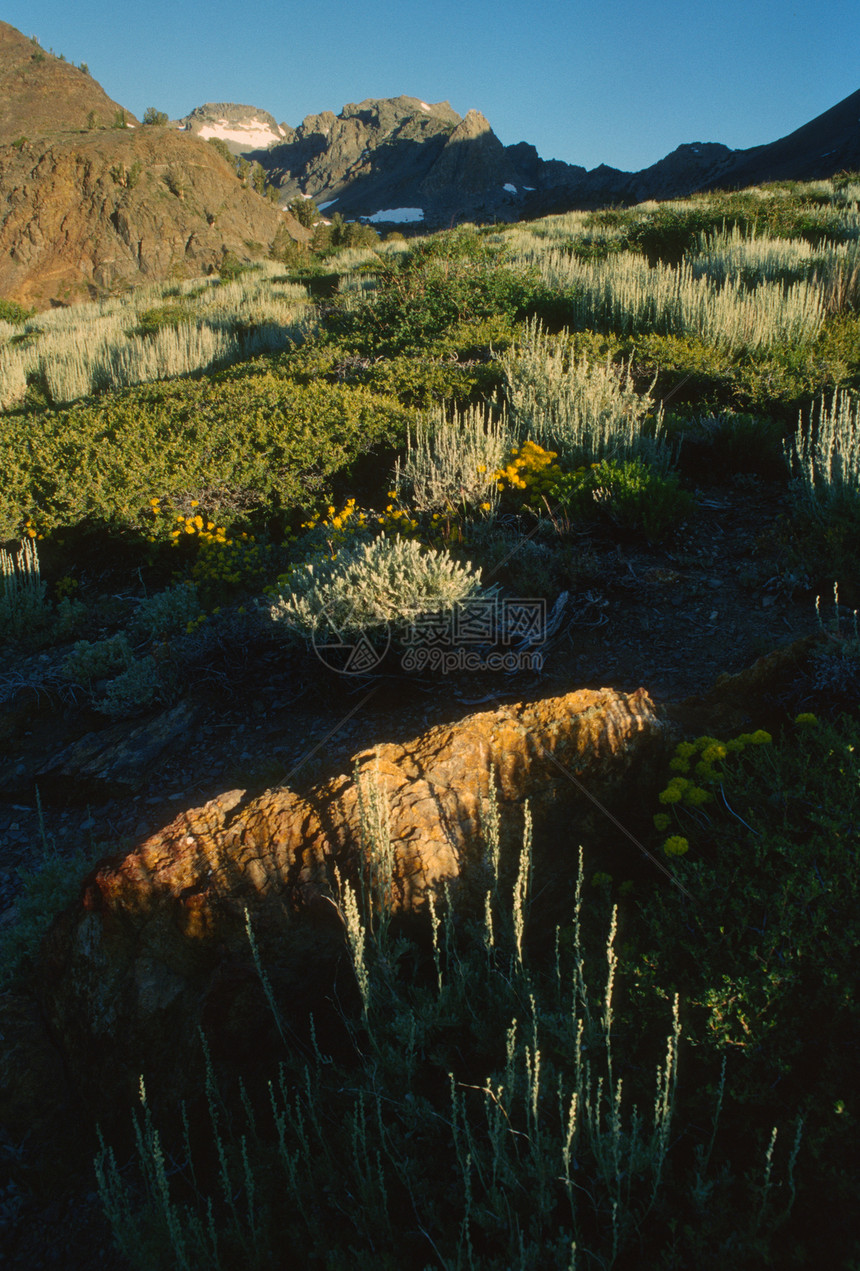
<box><xmin>38</xmin><ymin>685</ymin><xmax>666</xmax><ymax>1113</ymax></box>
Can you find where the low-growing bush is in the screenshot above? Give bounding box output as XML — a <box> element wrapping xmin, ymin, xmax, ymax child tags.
<box><xmin>500</xmin><ymin>318</ymin><xmax>672</xmax><ymax>471</ymax></box>
<box><xmin>585</xmin><ymin>457</ymin><xmax>694</xmax><ymax>542</ymax></box>
<box><xmin>0</xmin><ymin>371</ymin><xmax>414</xmax><ymax>541</ymax></box>
<box><xmin>0</xmin><ymin>537</ymin><xmax>49</xmax><ymax>643</ymax></box>
<box><xmin>786</xmin><ymin>389</ymin><xmax>860</xmax><ymax>591</ymax></box>
<box><xmin>131</xmin><ymin>582</ymin><xmax>202</xmax><ymax>640</ymax></box>
<box><xmin>94</xmin><ymin>654</ymin><xmax>172</xmax><ymax>717</ymax></box>
<box><xmin>267</xmin><ymin>533</ymin><xmax>493</xmax><ymax>656</ymax></box>
<box><xmin>62</xmin><ymin>632</ymin><xmax>134</xmax><ymax>686</ymax></box>
<box><xmin>394</xmin><ymin>404</ymin><xmax>510</xmax><ymax>517</ymax></box>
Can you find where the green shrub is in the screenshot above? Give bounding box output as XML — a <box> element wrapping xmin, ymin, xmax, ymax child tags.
<box><xmin>0</xmin><ymin>298</ymin><xmax>32</xmax><ymax>325</ymax></box>
<box><xmin>131</xmin><ymin>582</ymin><xmax>201</xmax><ymax>640</ymax></box>
<box><xmin>673</xmin><ymin>410</ymin><xmax>787</xmax><ymax>481</ymax></box>
<box><xmin>394</xmin><ymin>404</ymin><xmax>510</xmax><ymax>516</ymax></box>
<box><xmin>131</xmin><ymin>304</ymin><xmax>193</xmax><ymax>337</ymax></box>
<box><xmin>638</xmin><ymin>716</ymin><xmax>859</xmax><ymax>1253</ymax></box>
<box><xmin>786</xmin><ymin>389</ymin><xmax>860</xmax><ymax>590</ymax></box>
<box><xmin>584</xmin><ymin>457</ymin><xmax>694</xmax><ymax>542</ymax></box>
<box><xmin>62</xmin><ymin>632</ymin><xmax>134</xmax><ymax>685</ymax></box>
<box><xmin>96</xmin><ymin>816</ymin><xmax>806</xmax><ymax>1269</ymax></box>
<box><xmin>0</xmin><ymin>537</ymin><xmax>50</xmax><ymax>643</ymax></box>
<box><xmin>327</xmin><ymin>227</ymin><xmax>539</xmax><ymax>355</ymax></box>
<box><xmin>94</xmin><ymin>654</ymin><xmax>171</xmax><ymax>717</ymax></box>
<box><xmin>501</xmin><ymin>318</ymin><xmax>672</xmax><ymax>470</ymax></box>
<box><xmin>0</xmin><ymin>842</ymin><xmax>104</xmax><ymax>986</ymax></box>
<box><xmin>0</xmin><ymin>372</ymin><xmax>414</xmax><ymax>540</ymax></box>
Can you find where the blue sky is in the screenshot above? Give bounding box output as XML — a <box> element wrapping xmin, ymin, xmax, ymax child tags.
<box><xmin>5</xmin><ymin>0</ymin><xmax>859</xmax><ymax>171</ymax></box>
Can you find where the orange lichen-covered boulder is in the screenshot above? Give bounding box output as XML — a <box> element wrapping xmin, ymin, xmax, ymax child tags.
<box><xmin>39</xmin><ymin>686</ymin><xmax>666</xmax><ymax>1112</ymax></box>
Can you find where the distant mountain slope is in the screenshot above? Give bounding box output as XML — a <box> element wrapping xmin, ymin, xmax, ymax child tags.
<box><xmin>238</xmin><ymin>87</ymin><xmax>860</xmax><ymax>227</ymax></box>
<box><xmin>713</xmin><ymin>86</ymin><xmax>860</xmax><ymax>188</ymax></box>
<box><xmin>0</xmin><ymin>22</ymin><xmax>306</xmax><ymax>309</ymax></box>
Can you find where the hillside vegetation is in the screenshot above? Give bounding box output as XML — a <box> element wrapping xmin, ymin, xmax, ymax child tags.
<box><xmin>2</xmin><ymin>177</ymin><xmax>860</xmax><ymax>1268</ymax></box>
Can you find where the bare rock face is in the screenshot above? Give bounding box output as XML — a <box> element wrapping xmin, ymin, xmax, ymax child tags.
<box><xmin>38</xmin><ymin>685</ymin><xmax>666</xmax><ymax>1113</ymax></box>
<box><xmin>0</xmin><ymin>22</ymin><xmax>306</xmax><ymax>308</ymax></box>
<box><xmin>0</xmin><ymin>128</ymin><xmax>304</xmax><ymax>308</ymax></box>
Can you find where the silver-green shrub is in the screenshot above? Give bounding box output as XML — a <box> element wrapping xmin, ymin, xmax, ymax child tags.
<box><xmin>0</xmin><ymin>537</ymin><xmax>50</xmax><ymax>642</ymax></box>
<box><xmin>131</xmin><ymin>583</ymin><xmax>201</xmax><ymax>640</ymax></box>
<box><xmin>394</xmin><ymin>404</ymin><xmax>511</xmax><ymax>515</ymax></box>
<box><xmin>788</xmin><ymin>388</ymin><xmax>860</xmax><ymax>518</ymax></box>
<box><xmin>93</xmin><ymin>655</ymin><xmax>167</xmax><ymax>717</ymax></box>
<box><xmin>63</xmin><ymin>633</ymin><xmax>134</xmax><ymax>685</ymax></box>
<box><xmin>499</xmin><ymin>317</ymin><xmax>671</xmax><ymax>469</ymax></box>
<box><xmin>267</xmin><ymin>533</ymin><xmax>492</xmax><ymax>642</ymax></box>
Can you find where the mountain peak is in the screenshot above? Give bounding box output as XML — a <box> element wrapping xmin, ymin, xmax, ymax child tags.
<box><xmin>178</xmin><ymin>103</ymin><xmax>288</xmax><ymax>154</ymax></box>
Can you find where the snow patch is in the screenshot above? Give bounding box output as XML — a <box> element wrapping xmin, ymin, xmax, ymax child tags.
<box><xmin>420</xmin><ymin>101</ymin><xmax>431</xmax><ymax>112</ymax></box>
<box><xmin>317</xmin><ymin>200</ymin><xmax>338</xmax><ymax>210</ymax></box>
<box><xmin>197</xmin><ymin>117</ymin><xmax>283</xmax><ymax>149</ymax></box>
<box><xmin>365</xmin><ymin>207</ymin><xmax>425</xmax><ymax>223</ymax></box>
<box><xmin>821</xmin><ymin>150</ymin><xmax>835</xmax><ymax>157</ymax></box>
<box><xmin>503</xmin><ymin>183</ymin><xmax>517</xmax><ymax>194</ymax></box>
<box><xmin>523</xmin><ymin>186</ymin><xmax>535</xmax><ymax>191</ymax></box>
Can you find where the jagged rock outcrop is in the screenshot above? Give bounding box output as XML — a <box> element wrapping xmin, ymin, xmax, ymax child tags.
<box><xmin>38</xmin><ymin>685</ymin><xmax>666</xmax><ymax>1112</ymax></box>
<box><xmin>0</xmin><ymin>128</ymin><xmax>305</xmax><ymax>307</ymax></box>
<box><xmin>254</xmin><ymin>86</ymin><xmax>860</xmax><ymax>228</ymax></box>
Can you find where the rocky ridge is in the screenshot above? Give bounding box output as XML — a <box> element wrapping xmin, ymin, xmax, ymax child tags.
<box><xmin>239</xmin><ymin>86</ymin><xmax>860</xmax><ymax>227</ymax></box>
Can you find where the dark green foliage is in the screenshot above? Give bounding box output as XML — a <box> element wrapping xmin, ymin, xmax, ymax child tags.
<box><xmin>0</xmin><ymin>297</ymin><xmax>33</xmax><ymax>324</ymax></box>
<box><xmin>326</xmin><ymin>228</ymin><xmax>540</xmax><ymax>355</ymax></box>
<box><xmin>217</xmin><ymin>252</ymin><xmax>246</xmax><ymax>281</ymax></box>
<box><xmin>287</xmin><ymin>195</ymin><xmax>319</xmax><ymax>228</ymax></box>
<box><xmin>131</xmin><ymin>304</ymin><xmax>193</xmax><ymax>337</ymax></box>
<box><xmin>0</xmin><ymin>367</ymin><xmax>414</xmax><ymax>540</ymax></box>
<box><xmin>671</xmin><ymin>410</ymin><xmax>788</xmax><ymax>482</ymax></box>
<box><xmin>206</xmin><ymin>136</ymin><xmax>234</xmax><ymax>167</ymax></box>
<box><xmin>578</xmin><ymin>457</ymin><xmax>694</xmax><ymax>542</ymax></box>
<box><xmin>635</xmin><ymin>715</ymin><xmax>860</xmax><ymax>1261</ymax></box>
<box><xmin>142</xmin><ymin>107</ymin><xmax>169</xmax><ymax>126</ymax></box>
<box><xmin>625</xmin><ymin>189</ymin><xmax>858</xmax><ymax>266</ymax></box>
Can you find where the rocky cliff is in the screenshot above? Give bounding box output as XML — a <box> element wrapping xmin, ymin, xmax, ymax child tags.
<box><xmin>0</xmin><ymin>22</ymin><xmax>306</xmax><ymax>309</ymax></box>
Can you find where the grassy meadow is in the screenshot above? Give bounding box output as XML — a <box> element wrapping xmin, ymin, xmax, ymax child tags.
<box><xmin>2</xmin><ymin>178</ymin><xmax>860</xmax><ymax>1267</ymax></box>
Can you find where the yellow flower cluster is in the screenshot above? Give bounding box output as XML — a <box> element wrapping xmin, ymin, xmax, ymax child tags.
<box><xmin>494</xmin><ymin>440</ymin><xmax>564</xmax><ymax>498</ymax></box>
<box><xmin>303</xmin><ymin>496</ymin><xmax>419</xmax><ymax>547</ymax></box>
<box><xmin>654</xmin><ymin>727</ymin><xmax>775</xmax><ymax>857</ymax></box>
<box><xmin>153</xmin><ymin>499</ymin><xmax>271</xmax><ymax>603</ymax></box>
